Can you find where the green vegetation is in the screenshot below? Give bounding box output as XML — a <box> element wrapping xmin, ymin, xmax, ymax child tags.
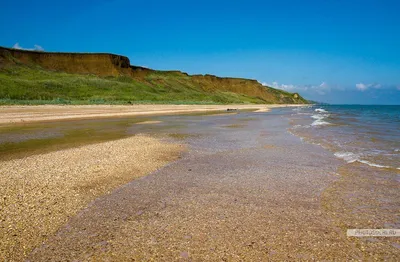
<box><xmin>0</xmin><ymin>65</ymin><xmax>269</xmax><ymax>105</ymax></box>
<box><xmin>0</xmin><ymin>46</ymin><xmax>309</xmax><ymax>105</ymax></box>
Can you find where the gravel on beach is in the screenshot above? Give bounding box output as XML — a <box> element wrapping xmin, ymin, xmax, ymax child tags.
<box><xmin>26</xmin><ymin>109</ymin><xmax>400</xmax><ymax>261</ymax></box>
<box><xmin>0</xmin><ymin>135</ymin><xmax>183</xmax><ymax>261</ymax></box>
<box><xmin>2</xmin><ymin>107</ymin><xmax>398</xmax><ymax>261</ymax></box>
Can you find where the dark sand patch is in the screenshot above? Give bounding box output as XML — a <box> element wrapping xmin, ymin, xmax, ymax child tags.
<box><xmin>222</xmin><ymin>124</ymin><xmax>246</xmax><ymax>128</ymax></box>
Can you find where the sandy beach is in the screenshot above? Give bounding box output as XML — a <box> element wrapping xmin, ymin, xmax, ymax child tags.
<box><xmin>1</xmin><ymin>106</ymin><xmax>398</xmax><ymax>261</ymax></box>
<box><xmin>0</xmin><ymin>104</ymin><xmax>301</xmax><ymax>124</ymax></box>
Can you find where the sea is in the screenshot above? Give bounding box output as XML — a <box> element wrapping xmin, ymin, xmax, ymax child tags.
<box><xmin>288</xmin><ymin>105</ymin><xmax>400</xmax><ymax>238</ymax></box>
<box><xmin>289</xmin><ymin>105</ymin><xmax>400</xmax><ymax>172</ymax></box>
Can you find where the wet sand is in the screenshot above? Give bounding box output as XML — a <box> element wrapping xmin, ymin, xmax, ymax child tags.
<box><xmin>0</xmin><ymin>104</ymin><xmax>300</xmax><ymax>124</ymax></box>
<box><xmin>2</xmin><ymin>108</ymin><xmax>398</xmax><ymax>260</ymax></box>
<box><xmin>22</xmin><ymin>109</ymin><xmax>398</xmax><ymax>261</ymax></box>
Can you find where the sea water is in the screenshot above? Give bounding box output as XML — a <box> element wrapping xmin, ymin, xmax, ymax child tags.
<box><xmin>289</xmin><ymin>105</ymin><xmax>400</xmax><ymax>242</ymax></box>
<box><xmin>290</xmin><ymin>105</ymin><xmax>400</xmax><ymax>171</ymax></box>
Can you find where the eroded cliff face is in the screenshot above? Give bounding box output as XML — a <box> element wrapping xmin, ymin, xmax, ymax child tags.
<box><xmin>0</xmin><ymin>47</ymin><xmax>132</xmax><ymax>76</ymax></box>
<box><xmin>0</xmin><ymin>46</ymin><xmax>308</xmax><ymax>104</ymax></box>
<box><xmin>192</xmin><ymin>75</ymin><xmax>273</xmax><ymax>103</ymax></box>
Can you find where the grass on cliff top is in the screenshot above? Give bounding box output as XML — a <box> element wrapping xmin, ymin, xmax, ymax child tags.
<box><xmin>0</xmin><ymin>65</ymin><xmax>267</xmax><ymax>105</ymax></box>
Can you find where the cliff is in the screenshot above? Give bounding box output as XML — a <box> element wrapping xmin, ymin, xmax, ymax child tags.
<box><xmin>0</xmin><ymin>46</ymin><xmax>308</xmax><ymax>104</ymax></box>
<box><xmin>0</xmin><ymin>47</ymin><xmax>132</xmax><ymax>76</ymax></box>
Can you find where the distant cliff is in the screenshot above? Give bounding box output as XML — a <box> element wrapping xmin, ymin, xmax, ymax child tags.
<box><xmin>0</xmin><ymin>47</ymin><xmax>132</xmax><ymax>76</ymax></box>
<box><xmin>0</xmin><ymin>47</ymin><xmax>308</xmax><ymax>104</ymax></box>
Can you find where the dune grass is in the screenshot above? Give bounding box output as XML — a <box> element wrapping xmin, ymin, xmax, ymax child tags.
<box><xmin>0</xmin><ymin>65</ymin><xmax>267</xmax><ymax>105</ymax></box>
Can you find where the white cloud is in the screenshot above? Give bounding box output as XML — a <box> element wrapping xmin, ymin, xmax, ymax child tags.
<box><xmin>281</xmin><ymin>84</ymin><xmax>297</xmax><ymax>91</ymax></box>
<box><xmin>270</xmin><ymin>81</ymin><xmax>278</xmax><ymax>88</ymax></box>
<box><xmin>262</xmin><ymin>81</ymin><xmax>330</xmax><ymax>95</ymax></box>
<box><xmin>12</xmin><ymin>42</ymin><xmax>44</xmax><ymax>51</ymax></box>
<box><xmin>316</xmin><ymin>82</ymin><xmax>330</xmax><ymax>95</ymax></box>
<box><xmin>320</xmin><ymin>82</ymin><xmax>328</xmax><ymax>88</ymax></box>
<box><xmin>356</xmin><ymin>83</ymin><xmax>368</xmax><ymax>91</ymax></box>
<box><xmin>12</xmin><ymin>43</ymin><xmax>22</xmax><ymax>49</ymax></box>
<box><xmin>355</xmin><ymin>82</ymin><xmax>382</xmax><ymax>91</ymax></box>
<box><xmin>33</xmin><ymin>44</ymin><xmax>44</xmax><ymax>51</ymax></box>
<box><xmin>263</xmin><ymin>81</ymin><xmax>297</xmax><ymax>91</ymax></box>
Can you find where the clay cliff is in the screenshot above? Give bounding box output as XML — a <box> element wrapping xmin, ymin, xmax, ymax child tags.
<box><xmin>0</xmin><ymin>47</ymin><xmax>132</xmax><ymax>76</ymax></box>
<box><xmin>0</xmin><ymin>46</ymin><xmax>308</xmax><ymax>104</ymax></box>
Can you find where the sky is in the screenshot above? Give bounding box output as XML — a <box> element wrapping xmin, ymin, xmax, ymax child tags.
<box><xmin>1</xmin><ymin>0</ymin><xmax>400</xmax><ymax>104</ymax></box>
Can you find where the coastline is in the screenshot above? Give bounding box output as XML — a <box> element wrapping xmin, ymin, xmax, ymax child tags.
<box><xmin>23</xmin><ymin>107</ymin><xmax>395</xmax><ymax>260</ymax></box>
<box><xmin>2</xmin><ymin>106</ymin><xmax>397</xmax><ymax>260</ymax></box>
<box><xmin>0</xmin><ymin>104</ymin><xmax>303</xmax><ymax>124</ymax></box>
<box><xmin>289</xmin><ymin>105</ymin><xmax>400</xmax><ymax>259</ymax></box>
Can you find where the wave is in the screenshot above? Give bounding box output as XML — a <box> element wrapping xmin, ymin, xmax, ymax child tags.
<box><xmin>334</xmin><ymin>152</ymin><xmax>359</xmax><ymax>163</ymax></box>
<box><xmin>315</xmin><ymin>108</ymin><xmax>328</xmax><ymax>113</ymax></box>
<box><xmin>334</xmin><ymin>151</ymin><xmax>399</xmax><ymax>170</ymax></box>
<box><xmin>358</xmin><ymin>160</ymin><xmax>394</xmax><ymax>169</ymax></box>
<box><xmin>311</xmin><ymin>114</ymin><xmax>330</xmax><ymax>120</ymax></box>
<box><xmin>311</xmin><ymin>120</ymin><xmax>331</xmax><ymax>126</ymax></box>
<box><xmin>311</xmin><ymin>113</ymin><xmax>331</xmax><ymax>126</ymax></box>
<box><xmin>311</xmin><ymin>108</ymin><xmax>332</xmax><ymax>126</ymax></box>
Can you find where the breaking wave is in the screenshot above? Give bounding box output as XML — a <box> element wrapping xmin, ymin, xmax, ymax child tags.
<box><xmin>311</xmin><ymin>112</ymin><xmax>331</xmax><ymax>126</ymax></box>
<box><xmin>334</xmin><ymin>151</ymin><xmax>399</xmax><ymax>170</ymax></box>
<box><xmin>315</xmin><ymin>108</ymin><xmax>328</xmax><ymax>113</ymax></box>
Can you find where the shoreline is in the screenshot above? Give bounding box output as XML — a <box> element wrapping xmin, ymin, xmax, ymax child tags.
<box><xmin>0</xmin><ymin>104</ymin><xmax>304</xmax><ymax>124</ymax></box>
<box><xmin>3</xmin><ymin>107</ymin><xmax>395</xmax><ymax>260</ymax></box>
<box><xmin>26</xmin><ymin>108</ymin><xmax>353</xmax><ymax>260</ymax></box>
<box><xmin>289</xmin><ymin>105</ymin><xmax>400</xmax><ymax>259</ymax></box>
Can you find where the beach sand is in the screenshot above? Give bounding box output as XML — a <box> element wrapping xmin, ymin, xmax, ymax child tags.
<box><xmin>2</xmin><ymin>106</ymin><xmax>397</xmax><ymax>261</ymax></box>
<box><xmin>21</xmin><ymin>109</ymin><xmax>397</xmax><ymax>261</ymax></box>
<box><xmin>0</xmin><ymin>135</ymin><xmax>183</xmax><ymax>261</ymax></box>
<box><xmin>0</xmin><ymin>104</ymin><xmax>299</xmax><ymax>124</ymax></box>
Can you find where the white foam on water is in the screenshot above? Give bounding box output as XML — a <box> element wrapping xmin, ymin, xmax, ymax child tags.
<box><xmin>311</xmin><ymin>113</ymin><xmax>331</xmax><ymax>126</ymax></box>
<box><xmin>311</xmin><ymin>120</ymin><xmax>331</xmax><ymax>126</ymax></box>
<box><xmin>315</xmin><ymin>108</ymin><xmax>328</xmax><ymax>113</ymax></box>
<box><xmin>311</xmin><ymin>116</ymin><xmax>331</xmax><ymax>126</ymax></box>
<box><xmin>334</xmin><ymin>151</ymin><xmax>359</xmax><ymax>163</ymax></box>
<box><xmin>358</xmin><ymin>160</ymin><xmax>393</xmax><ymax>169</ymax></box>
<box><xmin>311</xmin><ymin>114</ymin><xmax>330</xmax><ymax>120</ymax></box>
<box><xmin>334</xmin><ymin>151</ymin><xmax>400</xmax><ymax>170</ymax></box>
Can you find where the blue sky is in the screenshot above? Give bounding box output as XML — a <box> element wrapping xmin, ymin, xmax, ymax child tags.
<box><xmin>1</xmin><ymin>0</ymin><xmax>400</xmax><ymax>104</ymax></box>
